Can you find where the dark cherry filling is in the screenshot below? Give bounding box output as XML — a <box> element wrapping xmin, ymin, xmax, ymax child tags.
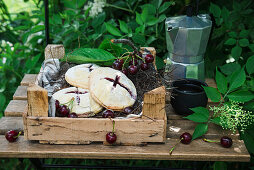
<box><xmin>88</xmin><ymin>64</ymin><xmax>93</xmax><ymax>72</ymax></box>
<box><xmin>104</xmin><ymin>76</ymin><xmax>136</xmax><ymax>99</ymax></box>
<box><xmin>66</xmin><ymin>89</ymin><xmax>87</xmax><ymax>105</ymax></box>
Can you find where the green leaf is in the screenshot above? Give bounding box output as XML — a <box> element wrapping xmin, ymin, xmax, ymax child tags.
<box><xmin>119</xmin><ymin>20</ymin><xmax>128</xmax><ymax>34</ymax></box>
<box><xmin>239</xmin><ymin>39</ymin><xmax>249</xmax><ymax>47</ymax></box>
<box><xmin>158</xmin><ymin>2</ymin><xmax>173</xmax><ymax>14</ymax></box>
<box><xmin>210</xmin><ymin>3</ymin><xmax>221</xmax><ymax>18</ymax></box>
<box><xmin>141</xmin><ymin>4</ymin><xmax>156</xmax><ymax>15</ymax></box>
<box><xmin>192</xmin><ymin>123</ymin><xmax>208</xmax><ymax>140</ymax></box>
<box><xmin>228</xmin><ymin>90</ymin><xmax>254</xmax><ymax>102</ymax></box>
<box><xmin>210</xmin><ymin>117</ymin><xmax>221</xmax><ymax>125</ymax></box>
<box><xmin>224</xmin><ymin>38</ymin><xmax>236</xmax><ymax>45</ymax></box>
<box><xmin>132</xmin><ymin>33</ymin><xmax>145</xmax><ymax>45</ymax></box>
<box><xmin>231</xmin><ymin>46</ymin><xmax>242</xmax><ymax>60</ymax></box>
<box><xmin>229</xmin><ymin>68</ymin><xmax>246</xmax><ymax>91</ymax></box>
<box><xmin>105</xmin><ymin>23</ymin><xmax>122</xmax><ymax>36</ymax></box>
<box><xmin>98</xmin><ymin>39</ymin><xmax>123</xmax><ymax>56</ymax></box>
<box><xmin>220</xmin><ymin>63</ymin><xmax>241</xmax><ymax>75</ymax></box>
<box><xmin>221</xmin><ymin>7</ymin><xmax>229</xmax><ymax>21</ymax></box>
<box><xmin>146</xmin><ymin>17</ymin><xmax>159</xmax><ymax>26</ymax></box>
<box><xmin>158</xmin><ymin>14</ymin><xmax>166</xmax><ymax>23</ymax></box>
<box><xmin>63</xmin><ymin>48</ymin><xmax>116</xmax><ymax>65</ymax></box>
<box><xmin>184</xmin><ymin>107</ymin><xmax>209</xmax><ymax>123</ymax></box>
<box><xmin>52</xmin><ymin>14</ymin><xmax>62</xmax><ymax>25</ymax></box>
<box><xmin>0</xmin><ymin>93</ymin><xmax>6</xmax><ymax>111</ymax></box>
<box><xmin>241</xmin><ymin>129</ymin><xmax>254</xmax><ymax>154</ymax></box>
<box><xmin>155</xmin><ymin>56</ymin><xmax>165</xmax><ymax>70</ymax></box>
<box><xmin>246</xmin><ymin>55</ymin><xmax>254</xmax><ymax>74</ymax></box>
<box><xmin>216</xmin><ymin>68</ymin><xmax>227</xmax><ymax>94</ymax></box>
<box><xmin>30</xmin><ymin>25</ymin><xmax>45</xmax><ymax>33</ymax></box>
<box><xmin>13</xmin><ymin>25</ymin><xmax>30</xmax><ymax>31</ymax></box>
<box><xmin>203</xmin><ymin>86</ymin><xmax>221</xmax><ymax>102</ymax></box>
<box><xmin>249</xmin><ymin>44</ymin><xmax>254</xmax><ymax>52</ymax></box>
<box><xmin>228</xmin><ymin>31</ymin><xmax>237</xmax><ymax>38</ymax></box>
<box><xmin>92</xmin><ymin>12</ymin><xmax>106</xmax><ymax>28</ymax></box>
<box><xmin>141</xmin><ymin>7</ymin><xmax>149</xmax><ymax>23</ymax></box>
<box><xmin>136</xmin><ymin>12</ymin><xmax>143</xmax><ymax>25</ymax></box>
<box><xmin>239</xmin><ymin>30</ymin><xmax>249</xmax><ymax>38</ymax></box>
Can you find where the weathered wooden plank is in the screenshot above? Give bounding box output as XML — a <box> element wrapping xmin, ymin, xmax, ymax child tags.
<box><xmin>143</xmin><ymin>86</ymin><xmax>166</xmax><ymax>119</ymax></box>
<box><xmin>25</xmin><ymin>116</ymin><xmax>166</xmax><ymax>144</ymax></box>
<box><xmin>0</xmin><ymin>117</ymin><xmax>23</xmax><ymax>135</ymax></box>
<box><xmin>13</xmin><ymin>86</ymin><xmax>27</xmax><ymax>100</ymax></box>
<box><xmin>4</xmin><ymin>100</ymin><xmax>27</xmax><ymax>117</ymax></box>
<box><xmin>20</xmin><ymin>74</ymin><xmax>37</xmax><ymax>86</ymax></box>
<box><xmin>27</xmin><ymin>85</ymin><xmax>48</xmax><ymax>117</ymax></box>
<box><xmin>0</xmin><ymin>116</ymin><xmax>238</xmax><ymax>140</ymax></box>
<box><xmin>0</xmin><ymin>136</ymin><xmax>249</xmax><ymax>162</ymax></box>
<box><xmin>45</xmin><ymin>44</ymin><xmax>65</xmax><ymax>60</ymax></box>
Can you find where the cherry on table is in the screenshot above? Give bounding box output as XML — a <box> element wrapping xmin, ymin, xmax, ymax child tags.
<box><xmin>113</xmin><ymin>60</ymin><xmax>123</xmax><ymax>70</ymax></box>
<box><xmin>180</xmin><ymin>132</ymin><xmax>192</xmax><ymax>144</ymax></box>
<box><xmin>102</xmin><ymin>110</ymin><xmax>115</xmax><ymax>118</ymax></box>
<box><xmin>5</xmin><ymin>130</ymin><xmax>21</xmax><ymax>142</ymax></box>
<box><xmin>106</xmin><ymin>132</ymin><xmax>117</xmax><ymax>144</ymax></box>
<box><xmin>220</xmin><ymin>136</ymin><xmax>233</xmax><ymax>148</ymax></box>
<box><xmin>121</xmin><ymin>68</ymin><xmax>128</xmax><ymax>76</ymax></box>
<box><xmin>129</xmin><ymin>59</ymin><xmax>138</xmax><ymax>66</ymax></box>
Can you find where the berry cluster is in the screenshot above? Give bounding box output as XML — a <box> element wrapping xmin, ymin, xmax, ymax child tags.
<box><xmin>55</xmin><ymin>99</ymin><xmax>78</xmax><ymax>118</ymax></box>
<box><xmin>112</xmin><ymin>53</ymin><xmax>154</xmax><ymax>75</ymax></box>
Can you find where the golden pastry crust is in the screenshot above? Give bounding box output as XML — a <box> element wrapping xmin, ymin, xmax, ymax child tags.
<box><xmin>89</xmin><ymin>67</ymin><xmax>137</xmax><ymax>111</ymax></box>
<box><xmin>65</xmin><ymin>64</ymin><xmax>99</xmax><ymax>89</ymax></box>
<box><xmin>52</xmin><ymin>87</ymin><xmax>102</xmax><ymax>116</ymax></box>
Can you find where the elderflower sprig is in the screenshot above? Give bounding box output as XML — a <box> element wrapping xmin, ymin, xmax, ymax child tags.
<box><xmin>210</xmin><ymin>100</ymin><xmax>254</xmax><ymax>133</ymax></box>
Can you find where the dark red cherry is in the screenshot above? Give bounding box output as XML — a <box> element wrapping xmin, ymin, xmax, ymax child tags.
<box><xmin>59</xmin><ymin>105</ymin><xmax>70</xmax><ymax>117</ymax></box>
<box><xmin>145</xmin><ymin>54</ymin><xmax>154</xmax><ymax>63</ymax></box>
<box><xmin>5</xmin><ymin>130</ymin><xmax>20</xmax><ymax>142</ymax></box>
<box><xmin>123</xmin><ymin>107</ymin><xmax>134</xmax><ymax>114</ymax></box>
<box><xmin>180</xmin><ymin>132</ymin><xmax>192</xmax><ymax>144</ymax></box>
<box><xmin>140</xmin><ymin>62</ymin><xmax>149</xmax><ymax>71</ymax></box>
<box><xmin>106</xmin><ymin>132</ymin><xmax>117</xmax><ymax>144</ymax></box>
<box><xmin>68</xmin><ymin>112</ymin><xmax>78</xmax><ymax>118</ymax></box>
<box><xmin>102</xmin><ymin>110</ymin><xmax>115</xmax><ymax>118</ymax></box>
<box><xmin>128</xmin><ymin>65</ymin><xmax>138</xmax><ymax>75</ymax></box>
<box><xmin>112</xmin><ymin>60</ymin><xmax>123</xmax><ymax>70</ymax></box>
<box><xmin>121</xmin><ymin>68</ymin><xmax>128</xmax><ymax>76</ymax></box>
<box><xmin>220</xmin><ymin>136</ymin><xmax>233</xmax><ymax>148</ymax></box>
<box><xmin>55</xmin><ymin>100</ymin><xmax>61</xmax><ymax>111</ymax></box>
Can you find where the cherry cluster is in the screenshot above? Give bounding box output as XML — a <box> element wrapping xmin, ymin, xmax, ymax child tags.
<box><xmin>55</xmin><ymin>100</ymin><xmax>78</xmax><ymax>118</ymax></box>
<box><xmin>112</xmin><ymin>53</ymin><xmax>154</xmax><ymax>75</ymax></box>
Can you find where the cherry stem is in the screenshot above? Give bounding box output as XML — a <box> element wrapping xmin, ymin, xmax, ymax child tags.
<box><xmin>111</xmin><ymin>39</ymin><xmax>139</xmax><ymax>54</ymax></box>
<box><xmin>203</xmin><ymin>138</ymin><xmax>219</xmax><ymax>143</ymax></box>
<box><xmin>14</xmin><ymin>131</ymin><xmax>22</xmax><ymax>138</ymax></box>
<box><xmin>169</xmin><ymin>138</ymin><xmax>183</xmax><ymax>155</ymax></box>
<box><xmin>134</xmin><ymin>54</ymin><xmax>145</xmax><ymax>62</ymax></box>
<box><xmin>112</xmin><ymin>120</ymin><xmax>115</xmax><ymax>134</ymax></box>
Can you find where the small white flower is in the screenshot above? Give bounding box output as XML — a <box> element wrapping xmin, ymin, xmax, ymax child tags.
<box><xmin>84</xmin><ymin>0</ymin><xmax>106</xmax><ymax>17</ymax></box>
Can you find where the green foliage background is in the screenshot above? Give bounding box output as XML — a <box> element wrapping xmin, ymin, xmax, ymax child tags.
<box><xmin>0</xmin><ymin>0</ymin><xmax>254</xmax><ymax>169</ymax></box>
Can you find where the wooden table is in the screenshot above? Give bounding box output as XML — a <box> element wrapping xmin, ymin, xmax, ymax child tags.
<box><xmin>0</xmin><ymin>74</ymin><xmax>250</xmax><ymax>163</ymax></box>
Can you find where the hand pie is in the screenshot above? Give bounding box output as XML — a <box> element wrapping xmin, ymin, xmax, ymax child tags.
<box><xmin>89</xmin><ymin>67</ymin><xmax>137</xmax><ymax>111</ymax></box>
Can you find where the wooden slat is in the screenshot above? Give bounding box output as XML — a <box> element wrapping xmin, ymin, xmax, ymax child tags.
<box><xmin>4</xmin><ymin>100</ymin><xmax>27</xmax><ymax>117</ymax></box>
<box><xmin>0</xmin><ymin>116</ymin><xmax>238</xmax><ymax>140</ymax></box>
<box><xmin>25</xmin><ymin>116</ymin><xmax>166</xmax><ymax>144</ymax></box>
<box><xmin>20</xmin><ymin>74</ymin><xmax>37</xmax><ymax>86</ymax></box>
<box><xmin>0</xmin><ymin>117</ymin><xmax>23</xmax><ymax>135</ymax></box>
<box><xmin>0</xmin><ymin>136</ymin><xmax>249</xmax><ymax>162</ymax></box>
<box><xmin>13</xmin><ymin>86</ymin><xmax>27</xmax><ymax>100</ymax></box>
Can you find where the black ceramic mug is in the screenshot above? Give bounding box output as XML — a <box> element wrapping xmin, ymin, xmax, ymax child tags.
<box><xmin>170</xmin><ymin>79</ymin><xmax>208</xmax><ymax>116</ymax></box>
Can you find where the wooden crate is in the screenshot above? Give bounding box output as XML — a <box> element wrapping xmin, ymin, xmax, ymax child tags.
<box><xmin>23</xmin><ymin>45</ymin><xmax>167</xmax><ymax>145</ymax></box>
